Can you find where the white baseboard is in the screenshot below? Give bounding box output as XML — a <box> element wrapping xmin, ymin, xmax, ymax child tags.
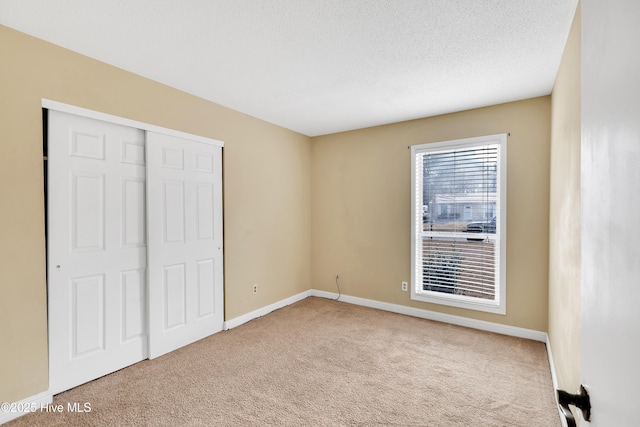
<box><xmin>310</xmin><ymin>289</ymin><xmax>547</xmax><ymax>342</ymax></box>
<box><xmin>546</xmin><ymin>334</ymin><xmax>560</xmax><ymax>393</ymax></box>
<box><xmin>0</xmin><ymin>390</ymin><xmax>53</xmax><ymax>425</ymax></box>
<box><xmin>546</xmin><ymin>336</ymin><xmax>569</xmax><ymax>427</ymax></box>
<box><xmin>223</xmin><ymin>290</ymin><xmax>311</xmax><ymax>330</ymax></box>
<box><xmin>225</xmin><ymin>288</ymin><xmax>547</xmax><ymax>342</ymax></box>
<box><xmin>5</xmin><ymin>289</ymin><xmax>555</xmax><ymax>425</ymax></box>
<box><xmin>311</xmin><ymin>290</ymin><xmax>564</xmax><ymax>422</ymax></box>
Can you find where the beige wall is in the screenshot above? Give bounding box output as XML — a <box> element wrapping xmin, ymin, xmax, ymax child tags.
<box><xmin>311</xmin><ymin>97</ymin><xmax>551</xmax><ymax>331</ymax></box>
<box><xmin>0</xmin><ymin>25</ymin><xmax>311</xmax><ymax>403</ymax></box>
<box><xmin>549</xmin><ymin>2</ymin><xmax>581</xmax><ymax>395</ymax></box>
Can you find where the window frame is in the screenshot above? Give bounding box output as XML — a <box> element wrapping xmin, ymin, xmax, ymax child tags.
<box><xmin>410</xmin><ymin>134</ymin><xmax>507</xmax><ymax>315</ymax></box>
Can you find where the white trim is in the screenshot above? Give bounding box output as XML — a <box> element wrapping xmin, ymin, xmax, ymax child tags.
<box><xmin>225</xmin><ymin>288</ymin><xmax>546</xmax><ymax>341</ymax></box>
<box><xmin>5</xmin><ymin>291</ymin><xmax>555</xmax><ymax>425</ymax></box>
<box><xmin>546</xmin><ymin>335</ymin><xmax>560</xmax><ymax>402</ymax></box>
<box><xmin>42</xmin><ymin>99</ymin><xmax>224</xmax><ymax>147</ymax></box>
<box><xmin>310</xmin><ymin>290</ymin><xmax>546</xmax><ymax>342</ymax></box>
<box><xmin>223</xmin><ymin>290</ymin><xmax>311</xmax><ymax>330</ymax></box>
<box><xmin>546</xmin><ymin>335</ymin><xmax>569</xmax><ymax>427</ymax></box>
<box><xmin>0</xmin><ymin>391</ymin><xmax>53</xmax><ymax>424</ymax></box>
<box><xmin>410</xmin><ymin>133</ymin><xmax>507</xmax><ymax>315</ymax></box>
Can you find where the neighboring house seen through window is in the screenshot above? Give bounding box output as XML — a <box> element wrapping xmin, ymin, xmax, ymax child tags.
<box><xmin>411</xmin><ymin>134</ymin><xmax>507</xmax><ymax>314</ymax></box>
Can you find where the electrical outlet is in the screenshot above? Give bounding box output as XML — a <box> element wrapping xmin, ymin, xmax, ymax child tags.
<box><xmin>252</xmin><ymin>284</ymin><xmax>258</xmax><ymax>294</ymax></box>
<box><xmin>402</xmin><ymin>281</ymin><xmax>408</xmax><ymax>291</ymax></box>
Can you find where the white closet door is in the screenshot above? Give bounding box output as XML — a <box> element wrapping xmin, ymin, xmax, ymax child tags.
<box><xmin>146</xmin><ymin>132</ymin><xmax>224</xmax><ymax>359</ymax></box>
<box><xmin>47</xmin><ymin>110</ymin><xmax>148</xmax><ymax>394</ymax></box>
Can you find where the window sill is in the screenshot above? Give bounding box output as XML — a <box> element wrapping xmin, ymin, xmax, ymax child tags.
<box><xmin>411</xmin><ymin>290</ymin><xmax>506</xmax><ymax>315</ymax></box>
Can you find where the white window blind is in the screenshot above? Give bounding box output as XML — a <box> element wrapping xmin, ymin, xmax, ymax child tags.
<box><xmin>411</xmin><ymin>134</ymin><xmax>506</xmax><ymax>314</ymax></box>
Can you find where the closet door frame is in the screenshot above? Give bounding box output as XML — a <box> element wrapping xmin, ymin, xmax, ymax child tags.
<box><xmin>43</xmin><ymin>100</ymin><xmax>224</xmax><ymax>149</ymax></box>
<box><xmin>43</xmin><ymin>99</ymin><xmax>224</xmax><ymax>389</ymax></box>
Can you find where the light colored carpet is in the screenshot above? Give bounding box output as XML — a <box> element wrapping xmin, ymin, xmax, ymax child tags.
<box><xmin>9</xmin><ymin>297</ymin><xmax>560</xmax><ymax>426</ymax></box>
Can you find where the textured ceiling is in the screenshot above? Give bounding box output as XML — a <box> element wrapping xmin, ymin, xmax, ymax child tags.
<box><xmin>0</xmin><ymin>0</ymin><xmax>578</xmax><ymax>136</ymax></box>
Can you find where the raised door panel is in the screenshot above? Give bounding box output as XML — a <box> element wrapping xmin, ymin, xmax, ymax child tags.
<box><xmin>196</xmin><ymin>258</ymin><xmax>215</xmax><ymax>319</ymax></box>
<box><xmin>163</xmin><ymin>263</ymin><xmax>187</xmax><ymax>330</ymax></box>
<box><xmin>121</xmin><ymin>178</ymin><xmax>146</xmax><ymax>248</ymax></box>
<box><xmin>71</xmin><ymin>275</ymin><xmax>105</xmax><ymax>356</ymax></box>
<box><xmin>196</xmin><ymin>184</ymin><xmax>214</xmax><ymax>240</ymax></box>
<box><xmin>71</xmin><ymin>173</ymin><xmax>105</xmax><ymax>252</ymax></box>
<box><xmin>163</xmin><ymin>181</ymin><xmax>185</xmax><ymax>244</ymax></box>
<box><xmin>121</xmin><ymin>269</ymin><xmax>146</xmax><ymax>342</ymax></box>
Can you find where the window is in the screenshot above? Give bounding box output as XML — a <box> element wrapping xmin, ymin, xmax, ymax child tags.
<box><xmin>411</xmin><ymin>134</ymin><xmax>506</xmax><ymax>314</ymax></box>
